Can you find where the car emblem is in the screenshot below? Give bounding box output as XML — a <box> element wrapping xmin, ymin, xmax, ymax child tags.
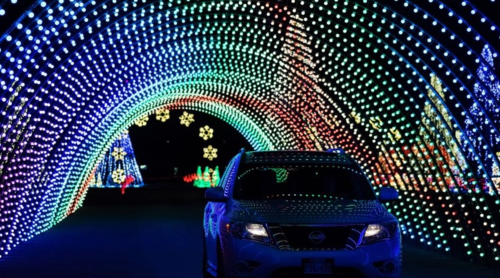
<box><xmin>308</xmin><ymin>231</ymin><xmax>326</xmax><ymax>244</ymax></box>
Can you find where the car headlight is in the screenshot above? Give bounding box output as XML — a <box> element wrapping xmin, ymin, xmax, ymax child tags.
<box><xmin>362</xmin><ymin>222</ymin><xmax>399</xmax><ymax>245</ymax></box>
<box><xmin>228</xmin><ymin>222</ymin><xmax>271</xmax><ymax>244</ymax></box>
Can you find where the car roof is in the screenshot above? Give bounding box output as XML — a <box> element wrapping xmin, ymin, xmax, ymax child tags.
<box><xmin>242</xmin><ymin>150</ymin><xmax>354</xmax><ymax>166</ymax></box>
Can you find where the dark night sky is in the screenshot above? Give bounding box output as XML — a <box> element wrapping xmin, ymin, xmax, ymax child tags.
<box><xmin>129</xmin><ymin>110</ymin><xmax>253</xmax><ymax>181</ymax></box>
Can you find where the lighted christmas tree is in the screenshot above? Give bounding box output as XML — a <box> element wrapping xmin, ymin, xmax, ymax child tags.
<box><xmin>203</xmin><ymin>166</ymin><xmax>212</xmax><ymax>188</ymax></box>
<box><xmin>419</xmin><ymin>74</ymin><xmax>467</xmax><ymax>191</ymax></box>
<box><xmin>462</xmin><ymin>44</ymin><xmax>500</xmax><ymax>181</ymax></box>
<box><xmin>212</xmin><ymin>166</ymin><xmax>220</xmax><ymax>187</ymax></box>
<box><xmin>192</xmin><ymin>166</ymin><xmax>220</xmax><ymax>188</ymax></box>
<box><xmin>193</xmin><ymin>166</ymin><xmax>204</xmax><ymax>188</ymax></box>
<box><xmin>494</xmin><ymin>152</ymin><xmax>500</xmax><ymax>190</ymax></box>
<box><xmin>90</xmin><ymin>131</ymin><xmax>144</xmax><ymax>188</ymax></box>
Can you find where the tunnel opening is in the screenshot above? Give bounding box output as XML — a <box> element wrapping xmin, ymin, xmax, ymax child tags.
<box><xmin>128</xmin><ymin>109</ymin><xmax>252</xmax><ymax>183</ymax></box>
<box><xmin>83</xmin><ymin>109</ymin><xmax>253</xmax><ymax>205</ymax></box>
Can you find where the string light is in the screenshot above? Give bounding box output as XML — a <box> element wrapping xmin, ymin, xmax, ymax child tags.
<box><xmin>90</xmin><ymin>131</ymin><xmax>144</xmax><ymax>188</ymax></box>
<box><xmin>179</xmin><ymin>111</ymin><xmax>195</xmax><ymax>127</ymax></box>
<box><xmin>199</xmin><ymin>125</ymin><xmax>214</xmax><ymax>141</ymax></box>
<box><xmin>203</xmin><ymin>145</ymin><xmax>218</xmax><ymax>161</ymax></box>
<box><xmin>0</xmin><ymin>0</ymin><xmax>498</xmax><ymax>264</ymax></box>
<box><xmin>155</xmin><ymin>107</ymin><xmax>170</xmax><ymax>122</ymax></box>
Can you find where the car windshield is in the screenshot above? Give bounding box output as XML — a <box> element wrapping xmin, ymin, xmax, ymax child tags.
<box><xmin>233</xmin><ymin>165</ymin><xmax>376</xmax><ymax>200</ymax></box>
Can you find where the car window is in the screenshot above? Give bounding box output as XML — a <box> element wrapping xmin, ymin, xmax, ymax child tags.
<box><xmin>233</xmin><ymin>165</ymin><xmax>376</xmax><ymax>200</ymax></box>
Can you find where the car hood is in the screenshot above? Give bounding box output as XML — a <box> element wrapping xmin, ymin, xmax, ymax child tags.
<box><xmin>227</xmin><ymin>199</ymin><xmax>395</xmax><ymax>224</ymax></box>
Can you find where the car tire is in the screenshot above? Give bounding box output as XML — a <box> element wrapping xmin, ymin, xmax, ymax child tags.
<box><xmin>203</xmin><ymin>236</ymin><xmax>215</xmax><ymax>278</ymax></box>
<box><xmin>202</xmin><ymin>237</ymin><xmax>226</xmax><ymax>278</ymax></box>
<box><xmin>216</xmin><ymin>241</ymin><xmax>226</xmax><ymax>278</ymax></box>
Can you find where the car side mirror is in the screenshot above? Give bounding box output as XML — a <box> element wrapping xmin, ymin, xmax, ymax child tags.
<box><xmin>378</xmin><ymin>187</ymin><xmax>398</xmax><ymax>202</ymax></box>
<box><xmin>205</xmin><ymin>187</ymin><xmax>227</xmax><ymax>202</ymax></box>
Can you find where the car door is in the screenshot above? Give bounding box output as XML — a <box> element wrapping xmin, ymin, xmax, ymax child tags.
<box><xmin>204</xmin><ymin>155</ymin><xmax>241</xmax><ymax>269</ymax></box>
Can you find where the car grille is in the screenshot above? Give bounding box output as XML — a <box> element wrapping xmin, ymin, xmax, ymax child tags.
<box><xmin>268</xmin><ymin>224</ymin><xmax>366</xmax><ymax>251</ymax></box>
<box><xmin>269</xmin><ymin>266</ymin><xmax>366</xmax><ymax>278</ymax></box>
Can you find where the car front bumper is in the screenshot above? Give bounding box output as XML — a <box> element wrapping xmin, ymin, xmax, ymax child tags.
<box><xmin>222</xmin><ymin>236</ymin><xmax>401</xmax><ymax>278</ymax></box>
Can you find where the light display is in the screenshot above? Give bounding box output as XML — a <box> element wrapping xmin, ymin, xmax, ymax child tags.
<box><xmin>183</xmin><ymin>172</ymin><xmax>198</xmax><ymax>184</ymax></box>
<box><xmin>462</xmin><ymin>45</ymin><xmax>500</xmax><ymax>183</ymax></box>
<box><xmin>193</xmin><ymin>166</ymin><xmax>205</xmax><ymax>188</ymax></box>
<box><xmin>212</xmin><ymin>166</ymin><xmax>221</xmax><ymax>187</ymax></box>
<box><xmin>90</xmin><ymin>132</ymin><xmax>144</xmax><ymax>189</ymax></box>
<box><xmin>111</xmin><ymin>169</ymin><xmax>125</xmax><ymax>184</ymax></box>
<box><xmin>191</xmin><ymin>166</ymin><xmax>220</xmax><ymax>188</ymax></box>
<box><xmin>199</xmin><ymin>125</ymin><xmax>214</xmax><ymax>141</ymax></box>
<box><xmin>203</xmin><ymin>166</ymin><xmax>212</xmax><ymax>187</ymax></box>
<box><xmin>0</xmin><ymin>0</ymin><xmax>499</xmax><ymax>264</ymax></box>
<box><xmin>155</xmin><ymin>107</ymin><xmax>170</xmax><ymax>122</ymax></box>
<box><xmin>179</xmin><ymin>111</ymin><xmax>195</xmax><ymax>127</ymax></box>
<box><xmin>135</xmin><ymin>115</ymin><xmax>149</xmax><ymax>127</ymax></box>
<box><xmin>495</xmin><ymin>152</ymin><xmax>500</xmax><ymax>190</ymax></box>
<box><xmin>203</xmin><ymin>145</ymin><xmax>218</xmax><ymax>161</ymax></box>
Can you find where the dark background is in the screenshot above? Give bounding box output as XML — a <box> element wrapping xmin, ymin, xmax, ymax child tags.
<box><xmin>128</xmin><ymin>109</ymin><xmax>252</xmax><ymax>182</ymax></box>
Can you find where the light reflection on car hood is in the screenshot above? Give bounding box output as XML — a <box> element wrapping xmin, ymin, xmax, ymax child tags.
<box><xmin>227</xmin><ymin>199</ymin><xmax>395</xmax><ymax>224</ymax></box>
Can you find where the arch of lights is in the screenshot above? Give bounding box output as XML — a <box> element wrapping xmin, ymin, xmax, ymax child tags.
<box><xmin>0</xmin><ymin>0</ymin><xmax>499</xmax><ymax>264</ymax></box>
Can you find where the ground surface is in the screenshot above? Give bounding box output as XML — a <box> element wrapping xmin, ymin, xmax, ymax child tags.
<box><xmin>1</xmin><ymin>186</ymin><xmax>500</xmax><ymax>278</ymax></box>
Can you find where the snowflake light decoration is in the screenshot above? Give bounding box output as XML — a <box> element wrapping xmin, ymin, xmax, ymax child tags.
<box><xmin>112</xmin><ymin>169</ymin><xmax>126</xmax><ymax>183</ymax></box>
<box><xmin>199</xmin><ymin>125</ymin><xmax>214</xmax><ymax>140</ymax></box>
<box><xmin>135</xmin><ymin>115</ymin><xmax>149</xmax><ymax>127</ymax></box>
<box><xmin>203</xmin><ymin>145</ymin><xmax>218</xmax><ymax>161</ymax></box>
<box><xmin>179</xmin><ymin>111</ymin><xmax>195</xmax><ymax>127</ymax></box>
<box><xmin>115</xmin><ymin>130</ymin><xmax>129</xmax><ymax>140</ymax></box>
<box><xmin>156</xmin><ymin>107</ymin><xmax>170</xmax><ymax>122</ymax></box>
<box><xmin>111</xmin><ymin>147</ymin><xmax>127</xmax><ymax>161</ymax></box>
<box><xmin>493</xmin><ymin>152</ymin><xmax>500</xmax><ymax>187</ymax></box>
<box><xmin>494</xmin><ymin>152</ymin><xmax>500</xmax><ymax>176</ymax></box>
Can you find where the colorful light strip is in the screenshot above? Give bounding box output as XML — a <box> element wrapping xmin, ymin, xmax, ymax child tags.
<box><xmin>0</xmin><ymin>0</ymin><xmax>499</xmax><ymax>264</ymax></box>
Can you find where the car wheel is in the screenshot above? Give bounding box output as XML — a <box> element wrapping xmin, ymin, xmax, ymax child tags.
<box><xmin>203</xmin><ymin>237</ymin><xmax>215</xmax><ymax>278</ymax></box>
<box><xmin>216</xmin><ymin>241</ymin><xmax>226</xmax><ymax>278</ymax></box>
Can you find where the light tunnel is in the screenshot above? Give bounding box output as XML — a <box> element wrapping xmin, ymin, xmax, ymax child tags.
<box><xmin>0</xmin><ymin>0</ymin><xmax>499</xmax><ymax>265</ymax></box>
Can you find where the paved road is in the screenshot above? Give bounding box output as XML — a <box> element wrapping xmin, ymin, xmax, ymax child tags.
<box><xmin>0</xmin><ymin>187</ymin><xmax>499</xmax><ymax>278</ymax></box>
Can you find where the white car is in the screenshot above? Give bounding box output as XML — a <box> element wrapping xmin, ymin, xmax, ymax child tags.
<box><xmin>203</xmin><ymin>149</ymin><xmax>401</xmax><ymax>278</ymax></box>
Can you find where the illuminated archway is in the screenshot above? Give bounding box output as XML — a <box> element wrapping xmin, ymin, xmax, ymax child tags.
<box><xmin>0</xmin><ymin>0</ymin><xmax>499</xmax><ymax>263</ymax></box>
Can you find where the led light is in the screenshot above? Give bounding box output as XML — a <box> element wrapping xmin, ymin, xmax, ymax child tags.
<box><xmin>230</xmin><ymin>222</ymin><xmax>270</xmax><ymax>244</ymax></box>
<box><xmin>362</xmin><ymin>222</ymin><xmax>399</xmax><ymax>245</ymax></box>
<box><xmin>365</xmin><ymin>224</ymin><xmax>384</xmax><ymax>237</ymax></box>
<box><xmin>0</xmin><ymin>0</ymin><xmax>498</xmax><ymax>264</ymax></box>
<box><xmin>246</xmin><ymin>223</ymin><xmax>269</xmax><ymax>237</ymax></box>
<box><xmin>90</xmin><ymin>131</ymin><xmax>144</xmax><ymax>188</ymax></box>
